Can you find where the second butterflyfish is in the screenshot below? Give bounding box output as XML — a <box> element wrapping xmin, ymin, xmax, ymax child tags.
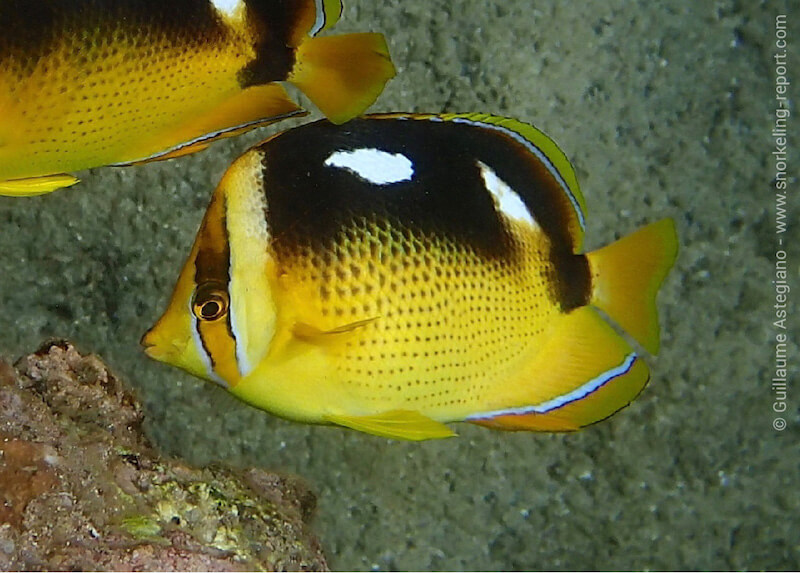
<box><xmin>142</xmin><ymin>113</ymin><xmax>678</xmax><ymax>441</ymax></box>
<box><xmin>0</xmin><ymin>0</ymin><xmax>395</xmax><ymax>196</ymax></box>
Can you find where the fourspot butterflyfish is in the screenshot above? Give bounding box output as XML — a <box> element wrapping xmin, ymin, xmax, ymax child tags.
<box><xmin>141</xmin><ymin>113</ymin><xmax>678</xmax><ymax>441</ymax></box>
<box><xmin>0</xmin><ymin>0</ymin><xmax>395</xmax><ymax>196</ymax></box>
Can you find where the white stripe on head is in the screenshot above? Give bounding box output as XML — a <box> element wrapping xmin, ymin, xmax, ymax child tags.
<box><xmin>223</xmin><ymin>154</ymin><xmax>275</xmax><ymax>378</ymax></box>
<box><xmin>324</xmin><ymin>148</ymin><xmax>414</xmax><ymax>185</ymax></box>
<box><xmin>227</xmin><ymin>270</ymin><xmax>252</xmax><ymax>378</ymax></box>
<box><xmin>477</xmin><ymin>161</ymin><xmax>536</xmax><ymax>227</ymax></box>
<box><xmin>466</xmin><ymin>353</ymin><xmax>638</xmax><ymax>420</ymax></box>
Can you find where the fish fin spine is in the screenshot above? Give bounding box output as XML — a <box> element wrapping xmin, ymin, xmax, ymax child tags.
<box><xmin>587</xmin><ymin>218</ymin><xmax>678</xmax><ymax>354</ymax></box>
<box><xmin>467</xmin><ymin>306</ymin><xmax>650</xmax><ymax>432</ymax></box>
<box><xmin>289</xmin><ymin>33</ymin><xmax>395</xmax><ymax>124</ymax></box>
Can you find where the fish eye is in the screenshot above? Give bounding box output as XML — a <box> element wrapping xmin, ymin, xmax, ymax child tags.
<box><xmin>192</xmin><ymin>282</ymin><xmax>229</xmax><ymax>322</ymax></box>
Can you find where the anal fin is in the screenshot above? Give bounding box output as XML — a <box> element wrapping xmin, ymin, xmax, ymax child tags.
<box><xmin>467</xmin><ymin>306</ymin><xmax>650</xmax><ymax>432</ymax></box>
<box><xmin>127</xmin><ymin>142</ymin><xmax>211</xmax><ymax>165</ymax></box>
<box><xmin>0</xmin><ymin>174</ymin><xmax>80</xmax><ymax>197</ymax></box>
<box><xmin>120</xmin><ymin>84</ymin><xmax>307</xmax><ymax>165</ymax></box>
<box><xmin>326</xmin><ymin>410</ymin><xmax>456</xmax><ymax>441</ymax></box>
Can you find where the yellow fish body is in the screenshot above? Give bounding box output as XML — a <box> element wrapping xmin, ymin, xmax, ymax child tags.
<box><xmin>0</xmin><ymin>0</ymin><xmax>395</xmax><ymax>196</ymax></box>
<box><xmin>142</xmin><ymin>113</ymin><xmax>678</xmax><ymax>441</ymax></box>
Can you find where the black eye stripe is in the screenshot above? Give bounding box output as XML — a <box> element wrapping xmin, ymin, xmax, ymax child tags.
<box><xmin>192</xmin><ymin>192</ymin><xmax>239</xmax><ymax>373</ymax></box>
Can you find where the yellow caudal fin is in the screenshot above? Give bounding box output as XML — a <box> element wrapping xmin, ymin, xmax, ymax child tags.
<box><xmin>289</xmin><ymin>33</ymin><xmax>395</xmax><ymax>124</ymax></box>
<box><xmin>326</xmin><ymin>410</ymin><xmax>456</xmax><ymax>441</ymax></box>
<box><xmin>0</xmin><ymin>174</ymin><xmax>80</xmax><ymax>197</ymax></box>
<box><xmin>467</xmin><ymin>306</ymin><xmax>650</xmax><ymax>432</ymax></box>
<box><xmin>587</xmin><ymin>218</ymin><xmax>678</xmax><ymax>355</ymax></box>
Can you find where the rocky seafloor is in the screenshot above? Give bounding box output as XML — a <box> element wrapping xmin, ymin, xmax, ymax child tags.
<box><xmin>0</xmin><ymin>340</ymin><xmax>328</xmax><ymax>571</ymax></box>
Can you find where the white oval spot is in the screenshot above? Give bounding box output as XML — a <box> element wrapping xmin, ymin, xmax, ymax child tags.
<box><xmin>210</xmin><ymin>0</ymin><xmax>239</xmax><ymax>16</ymax></box>
<box><xmin>324</xmin><ymin>148</ymin><xmax>414</xmax><ymax>185</ymax></box>
<box><xmin>477</xmin><ymin>161</ymin><xmax>535</xmax><ymax>226</ymax></box>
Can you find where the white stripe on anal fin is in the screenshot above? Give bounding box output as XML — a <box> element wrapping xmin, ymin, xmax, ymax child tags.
<box><xmin>465</xmin><ymin>352</ymin><xmax>638</xmax><ymax>420</ymax></box>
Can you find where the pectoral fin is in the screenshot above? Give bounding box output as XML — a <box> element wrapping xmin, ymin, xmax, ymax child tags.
<box><xmin>0</xmin><ymin>174</ymin><xmax>80</xmax><ymax>197</ymax></box>
<box><xmin>265</xmin><ymin>316</ymin><xmax>379</xmax><ymax>365</ymax></box>
<box><xmin>292</xmin><ymin>316</ymin><xmax>379</xmax><ymax>342</ymax></box>
<box><xmin>326</xmin><ymin>410</ymin><xmax>456</xmax><ymax>441</ymax></box>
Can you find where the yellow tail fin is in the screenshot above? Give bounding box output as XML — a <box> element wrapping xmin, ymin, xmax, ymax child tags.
<box><xmin>587</xmin><ymin>218</ymin><xmax>678</xmax><ymax>354</ymax></box>
<box><xmin>289</xmin><ymin>33</ymin><xmax>395</xmax><ymax>124</ymax></box>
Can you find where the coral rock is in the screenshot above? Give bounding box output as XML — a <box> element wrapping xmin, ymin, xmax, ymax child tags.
<box><xmin>0</xmin><ymin>340</ymin><xmax>328</xmax><ymax>571</ymax></box>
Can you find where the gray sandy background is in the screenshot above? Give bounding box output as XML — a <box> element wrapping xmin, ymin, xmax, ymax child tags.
<box><xmin>1</xmin><ymin>0</ymin><xmax>798</xmax><ymax>569</ymax></box>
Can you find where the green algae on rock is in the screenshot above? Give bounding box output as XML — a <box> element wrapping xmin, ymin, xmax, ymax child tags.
<box><xmin>0</xmin><ymin>340</ymin><xmax>328</xmax><ymax>571</ymax></box>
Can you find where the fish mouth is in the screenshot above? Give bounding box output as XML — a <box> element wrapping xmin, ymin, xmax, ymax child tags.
<box><xmin>140</xmin><ymin>327</ymin><xmax>188</xmax><ymax>364</ymax></box>
<box><xmin>140</xmin><ymin>328</ymin><xmax>161</xmax><ymax>358</ymax></box>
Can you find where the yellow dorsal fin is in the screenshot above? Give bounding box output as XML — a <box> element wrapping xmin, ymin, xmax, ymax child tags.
<box><xmin>369</xmin><ymin>112</ymin><xmax>588</xmax><ymax>248</ymax></box>
<box><xmin>0</xmin><ymin>174</ymin><xmax>80</xmax><ymax>197</ymax></box>
<box><xmin>326</xmin><ymin>410</ymin><xmax>456</xmax><ymax>441</ymax></box>
<box><xmin>444</xmin><ymin>113</ymin><xmax>587</xmax><ymax>247</ymax></box>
